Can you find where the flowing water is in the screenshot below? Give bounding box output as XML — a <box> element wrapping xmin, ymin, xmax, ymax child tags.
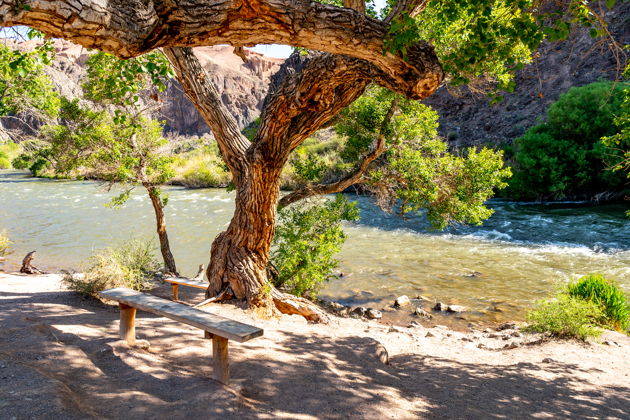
<box><xmin>1</xmin><ymin>170</ymin><xmax>629</xmax><ymax>327</ymax></box>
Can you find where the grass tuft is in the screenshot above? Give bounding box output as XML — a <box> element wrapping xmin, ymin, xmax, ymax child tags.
<box><xmin>63</xmin><ymin>239</ymin><xmax>160</xmax><ymax>297</ymax></box>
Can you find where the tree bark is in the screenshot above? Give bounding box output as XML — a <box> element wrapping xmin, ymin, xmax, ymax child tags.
<box><xmin>0</xmin><ymin>0</ymin><xmax>443</xmax><ymax>99</ymax></box>
<box><xmin>146</xmin><ymin>185</ymin><xmax>178</xmax><ymax>276</ymax></box>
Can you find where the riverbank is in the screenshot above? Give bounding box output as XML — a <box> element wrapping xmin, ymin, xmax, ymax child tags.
<box><xmin>1</xmin><ymin>272</ymin><xmax>629</xmax><ymax>419</ymax></box>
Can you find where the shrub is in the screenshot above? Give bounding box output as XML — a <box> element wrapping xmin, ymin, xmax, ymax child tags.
<box><xmin>0</xmin><ymin>230</ymin><xmax>11</xmax><ymax>257</ymax></box>
<box><xmin>271</xmin><ymin>194</ymin><xmax>359</xmax><ymax>298</ymax></box>
<box><xmin>0</xmin><ymin>142</ymin><xmax>21</xmax><ymax>169</ymax></box>
<box><xmin>567</xmin><ymin>274</ymin><xmax>629</xmax><ymax>331</ymax></box>
<box><xmin>64</xmin><ymin>239</ymin><xmax>160</xmax><ymax>297</ymax></box>
<box><xmin>524</xmin><ymin>294</ymin><xmax>605</xmax><ymax>340</ymax></box>
<box><xmin>508</xmin><ymin>82</ymin><xmax>628</xmax><ymax>200</ymax></box>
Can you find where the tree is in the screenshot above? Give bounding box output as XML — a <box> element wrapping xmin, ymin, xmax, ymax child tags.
<box><xmin>0</xmin><ymin>33</ymin><xmax>59</xmax><ymax>141</ymax></box>
<box><xmin>2</xmin><ymin>0</ymin><xmax>623</xmax><ymax>318</ymax></box>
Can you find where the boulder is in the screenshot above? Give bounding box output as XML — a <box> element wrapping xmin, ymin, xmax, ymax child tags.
<box><xmin>394</xmin><ymin>295</ymin><xmax>411</xmax><ymax>307</ymax></box>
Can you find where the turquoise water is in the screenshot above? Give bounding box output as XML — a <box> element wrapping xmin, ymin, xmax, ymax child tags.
<box><xmin>1</xmin><ymin>170</ymin><xmax>628</xmax><ymax>325</ymax></box>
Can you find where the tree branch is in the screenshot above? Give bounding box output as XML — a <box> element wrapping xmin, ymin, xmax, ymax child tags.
<box><xmin>162</xmin><ymin>47</ymin><xmax>249</xmax><ymax>178</ymax></box>
<box><xmin>277</xmin><ymin>97</ymin><xmax>399</xmax><ymax>209</ymax></box>
<box><xmin>384</xmin><ymin>0</ymin><xmax>429</xmax><ymax>24</ymax></box>
<box><xmin>0</xmin><ymin>0</ymin><xmax>443</xmax><ymax>99</ymax></box>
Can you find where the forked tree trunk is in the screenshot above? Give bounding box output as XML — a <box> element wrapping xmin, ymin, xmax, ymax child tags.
<box><xmin>146</xmin><ymin>185</ymin><xmax>178</xmax><ymax>276</ymax></box>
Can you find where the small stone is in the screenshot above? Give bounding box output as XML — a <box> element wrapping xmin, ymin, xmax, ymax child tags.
<box><xmin>487</xmin><ymin>333</ymin><xmax>500</xmax><ymax>338</ymax></box>
<box><xmin>503</xmin><ymin>341</ymin><xmax>521</xmax><ymax>350</ymax></box>
<box><xmin>388</xmin><ymin>326</ymin><xmax>402</xmax><ymax>333</ymax></box>
<box><xmin>461</xmin><ymin>336</ymin><xmax>473</xmax><ymax>342</ymax></box>
<box><xmin>483</xmin><ymin>328</ymin><xmax>493</xmax><ymax>333</ymax></box>
<box><xmin>395</xmin><ymin>295</ymin><xmax>411</xmax><ymax>307</ymax></box>
<box><xmin>447</xmin><ymin>305</ymin><xmax>467</xmax><ymax>313</ymax></box>
<box><xmin>366</xmin><ymin>308</ymin><xmax>382</xmax><ymax>320</ymax></box>
<box><xmin>425</xmin><ymin>331</ymin><xmax>435</xmax><ymax>338</ymax></box>
<box><xmin>433</xmin><ymin>302</ymin><xmax>447</xmax><ymax>311</ymax></box>
<box><xmin>511</xmin><ymin>331</ymin><xmax>521</xmax><ymax>338</ymax></box>
<box><xmin>542</xmin><ymin>358</ymin><xmax>554</xmax><ymax>363</ymax></box>
<box><xmin>351</xmin><ymin>306</ymin><xmax>367</xmax><ymax>317</ymax></box>
<box><xmin>414</xmin><ymin>307</ymin><xmax>433</xmax><ymax>319</ymax></box>
<box><xmin>408</xmin><ymin>321</ymin><xmax>421</xmax><ymax>328</ymax></box>
<box><xmin>329</xmin><ymin>301</ymin><xmax>344</xmax><ymax>311</ymax></box>
<box><xmin>416</xmin><ymin>295</ymin><xmax>431</xmax><ymax>302</ymax></box>
<box><xmin>497</xmin><ymin>322</ymin><xmax>517</xmax><ymax>331</ymax></box>
<box><xmin>339</xmin><ymin>307</ymin><xmax>351</xmax><ymax>317</ymax></box>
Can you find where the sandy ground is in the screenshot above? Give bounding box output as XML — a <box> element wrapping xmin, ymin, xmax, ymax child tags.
<box><xmin>1</xmin><ymin>273</ymin><xmax>629</xmax><ymax>419</ymax></box>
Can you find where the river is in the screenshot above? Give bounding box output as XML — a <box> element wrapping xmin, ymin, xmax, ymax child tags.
<box><xmin>1</xmin><ymin>170</ymin><xmax>628</xmax><ymax>327</ymax></box>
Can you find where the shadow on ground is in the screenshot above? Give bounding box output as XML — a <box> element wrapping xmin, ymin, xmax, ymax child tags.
<box><xmin>1</xmin><ymin>287</ymin><xmax>628</xmax><ymax>419</ymax></box>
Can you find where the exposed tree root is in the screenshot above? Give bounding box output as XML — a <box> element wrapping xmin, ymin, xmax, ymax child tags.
<box><xmin>270</xmin><ymin>288</ymin><xmax>330</xmax><ymax>323</ymax></box>
<box><xmin>194</xmin><ymin>286</ymin><xmax>234</xmax><ymax>308</ymax></box>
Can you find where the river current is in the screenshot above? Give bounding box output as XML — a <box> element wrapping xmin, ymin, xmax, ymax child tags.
<box><xmin>1</xmin><ymin>170</ymin><xmax>628</xmax><ymax>327</ymax></box>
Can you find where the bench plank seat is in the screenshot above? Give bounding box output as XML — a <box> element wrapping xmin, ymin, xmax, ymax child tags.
<box><xmin>163</xmin><ymin>277</ymin><xmax>208</xmax><ymax>301</ymax></box>
<box><xmin>164</xmin><ymin>277</ymin><xmax>208</xmax><ymax>289</ymax></box>
<box><xmin>99</xmin><ymin>288</ymin><xmax>263</xmax><ymax>343</ymax></box>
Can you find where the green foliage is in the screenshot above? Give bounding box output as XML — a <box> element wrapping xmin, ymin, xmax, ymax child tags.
<box><xmin>508</xmin><ymin>82</ymin><xmax>628</xmax><ymax>200</ymax></box>
<box><xmin>524</xmin><ymin>294</ymin><xmax>604</xmax><ymax>340</ymax></box>
<box><xmin>271</xmin><ymin>195</ymin><xmax>359</xmax><ymax>298</ymax></box>
<box><xmin>383</xmin><ymin>0</ymin><xmax>614</xmax><ymax>94</ymax></box>
<box><xmin>0</xmin><ymin>230</ymin><xmax>11</xmax><ymax>257</ymax></box>
<box><xmin>0</xmin><ymin>141</ymin><xmax>20</xmax><ymax>168</ymax></box>
<box><xmin>172</xmin><ymin>144</ymin><xmax>231</xmax><ymax>188</ymax></box>
<box><xmin>63</xmin><ymin>239</ymin><xmax>160</xmax><ymax>297</ymax></box>
<box><xmin>336</xmin><ymin>86</ymin><xmax>511</xmax><ymax>229</ymax></box>
<box><xmin>83</xmin><ymin>51</ymin><xmax>173</xmax><ymax>109</ymax></box>
<box><xmin>0</xmin><ymin>42</ymin><xmax>59</xmax><ymax>119</ymax></box>
<box><xmin>567</xmin><ymin>274</ymin><xmax>629</xmax><ymax>331</ymax></box>
<box><xmin>601</xmin><ymin>65</ymin><xmax>630</xmax><ymax>211</ymax></box>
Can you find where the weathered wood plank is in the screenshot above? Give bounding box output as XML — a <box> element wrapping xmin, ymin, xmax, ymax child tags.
<box><xmin>212</xmin><ymin>336</ymin><xmax>229</xmax><ymax>384</ymax></box>
<box><xmin>171</xmin><ymin>283</ymin><xmax>179</xmax><ymax>300</ymax></box>
<box><xmin>99</xmin><ymin>288</ymin><xmax>263</xmax><ymax>343</ymax></box>
<box><xmin>163</xmin><ymin>277</ymin><xmax>208</xmax><ymax>289</ymax></box>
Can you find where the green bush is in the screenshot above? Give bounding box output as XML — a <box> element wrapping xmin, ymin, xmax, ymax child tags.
<box><xmin>508</xmin><ymin>82</ymin><xmax>628</xmax><ymax>200</ymax></box>
<box><xmin>0</xmin><ymin>156</ymin><xmax>10</xmax><ymax>169</ymax></box>
<box><xmin>271</xmin><ymin>194</ymin><xmax>359</xmax><ymax>298</ymax></box>
<box><xmin>63</xmin><ymin>239</ymin><xmax>160</xmax><ymax>297</ymax></box>
<box><xmin>0</xmin><ymin>230</ymin><xmax>11</xmax><ymax>257</ymax></box>
<box><xmin>567</xmin><ymin>274</ymin><xmax>629</xmax><ymax>331</ymax></box>
<box><xmin>524</xmin><ymin>294</ymin><xmax>605</xmax><ymax>340</ymax></box>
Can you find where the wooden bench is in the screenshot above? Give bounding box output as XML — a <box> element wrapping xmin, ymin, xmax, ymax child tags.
<box><xmin>98</xmin><ymin>287</ymin><xmax>263</xmax><ymax>384</ymax></box>
<box><xmin>163</xmin><ymin>276</ymin><xmax>208</xmax><ymax>301</ymax></box>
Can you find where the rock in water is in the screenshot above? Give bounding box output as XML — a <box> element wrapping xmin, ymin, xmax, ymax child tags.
<box><xmin>395</xmin><ymin>295</ymin><xmax>411</xmax><ymax>307</ymax></box>
<box><xmin>415</xmin><ymin>307</ymin><xmax>433</xmax><ymax>319</ymax></box>
<box><xmin>366</xmin><ymin>309</ymin><xmax>382</xmax><ymax>320</ymax></box>
<box><xmin>433</xmin><ymin>302</ymin><xmax>447</xmax><ymax>311</ymax></box>
<box><xmin>447</xmin><ymin>305</ymin><xmax>467</xmax><ymax>313</ymax></box>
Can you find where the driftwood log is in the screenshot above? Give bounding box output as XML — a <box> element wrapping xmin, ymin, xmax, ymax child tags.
<box><xmin>20</xmin><ymin>251</ymin><xmax>44</xmax><ymax>274</ymax></box>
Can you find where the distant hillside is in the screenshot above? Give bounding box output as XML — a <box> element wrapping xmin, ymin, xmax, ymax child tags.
<box><xmin>0</xmin><ymin>40</ymin><xmax>283</xmax><ymax>136</ymax></box>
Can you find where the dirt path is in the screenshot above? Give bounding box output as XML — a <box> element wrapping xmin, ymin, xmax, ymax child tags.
<box><xmin>1</xmin><ymin>273</ymin><xmax>628</xmax><ymax>419</ymax></box>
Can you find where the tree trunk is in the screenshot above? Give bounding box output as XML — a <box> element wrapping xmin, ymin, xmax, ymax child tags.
<box><xmin>206</xmin><ymin>160</ymin><xmax>283</xmax><ymax>316</ymax></box>
<box><xmin>146</xmin><ymin>185</ymin><xmax>178</xmax><ymax>276</ymax></box>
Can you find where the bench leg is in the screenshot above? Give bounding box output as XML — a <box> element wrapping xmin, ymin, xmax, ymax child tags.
<box><xmin>212</xmin><ymin>336</ymin><xmax>229</xmax><ymax>384</ymax></box>
<box><xmin>171</xmin><ymin>284</ymin><xmax>179</xmax><ymax>301</ymax></box>
<box><xmin>119</xmin><ymin>303</ymin><xmax>136</xmax><ymax>345</ymax></box>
